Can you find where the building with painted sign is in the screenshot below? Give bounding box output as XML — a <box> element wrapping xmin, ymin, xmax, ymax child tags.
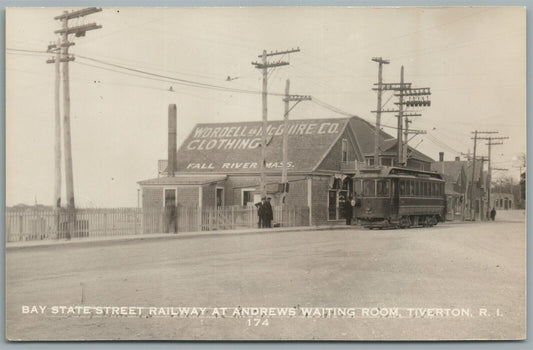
<box><xmin>138</xmin><ymin>116</ymin><xmax>434</xmax><ymax>226</ymax></box>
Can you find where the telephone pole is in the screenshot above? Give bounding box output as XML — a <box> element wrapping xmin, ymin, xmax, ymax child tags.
<box><xmin>479</xmin><ymin>135</ymin><xmax>508</xmax><ymax>210</ymax></box>
<box><xmin>397</xmin><ymin>66</ymin><xmax>405</xmax><ymax>165</ymax></box>
<box><xmin>372</xmin><ymin>66</ymin><xmax>430</xmax><ymax>167</ymax></box>
<box><xmin>371</xmin><ymin>57</ymin><xmax>389</xmax><ymax>167</ymax></box>
<box><xmin>50</xmin><ymin>7</ymin><xmax>102</xmax><ymax>238</ymax></box>
<box><xmin>252</xmin><ymin>47</ymin><xmax>300</xmax><ymax>196</ymax></box>
<box><xmin>281</xmin><ymin>79</ymin><xmax>311</xmax><ymax>204</ymax></box>
<box><xmin>47</xmin><ymin>39</ymin><xmax>62</xmax><ymax>209</ymax></box>
<box><xmin>469</xmin><ymin>131</ymin><xmax>498</xmax><ymax>220</ymax></box>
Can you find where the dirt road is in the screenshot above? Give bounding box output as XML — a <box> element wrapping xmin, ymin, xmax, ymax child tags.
<box><xmin>6</xmin><ymin>210</ymin><xmax>526</xmax><ymax>340</ymax></box>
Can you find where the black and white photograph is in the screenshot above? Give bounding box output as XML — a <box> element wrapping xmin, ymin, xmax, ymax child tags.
<box><xmin>4</xmin><ymin>6</ymin><xmax>527</xmax><ymax>341</ymax></box>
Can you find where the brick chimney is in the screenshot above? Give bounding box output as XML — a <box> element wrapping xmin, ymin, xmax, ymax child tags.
<box><xmin>455</xmin><ymin>156</ymin><xmax>460</xmax><ymax>162</ymax></box>
<box><xmin>439</xmin><ymin>152</ymin><xmax>444</xmax><ymax>162</ymax></box>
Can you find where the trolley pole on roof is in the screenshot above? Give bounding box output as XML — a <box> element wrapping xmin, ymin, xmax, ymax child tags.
<box><xmin>252</xmin><ymin>47</ymin><xmax>300</xmax><ymax>197</ymax></box>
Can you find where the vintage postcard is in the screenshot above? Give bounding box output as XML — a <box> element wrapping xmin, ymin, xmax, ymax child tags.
<box><xmin>5</xmin><ymin>6</ymin><xmax>526</xmax><ymax>340</ymax></box>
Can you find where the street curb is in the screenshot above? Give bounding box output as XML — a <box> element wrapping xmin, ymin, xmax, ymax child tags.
<box><xmin>5</xmin><ymin>224</ymin><xmax>356</xmax><ymax>251</ymax></box>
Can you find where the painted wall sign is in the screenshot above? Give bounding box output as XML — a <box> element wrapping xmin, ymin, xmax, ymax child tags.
<box><xmin>186</xmin><ymin>122</ymin><xmax>340</xmax><ymax>151</ymax></box>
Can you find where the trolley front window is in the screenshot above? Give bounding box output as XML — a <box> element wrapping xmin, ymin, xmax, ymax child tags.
<box><xmin>363</xmin><ymin>180</ymin><xmax>376</xmax><ymax>197</ymax></box>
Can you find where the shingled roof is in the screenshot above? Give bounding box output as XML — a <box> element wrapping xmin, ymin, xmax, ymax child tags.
<box><xmin>156</xmin><ymin>116</ymin><xmax>434</xmax><ymax>176</ymax></box>
<box><xmin>431</xmin><ymin>161</ymin><xmax>465</xmax><ymax>183</ymax></box>
<box><xmin>174</xmin><ymin>118</ymin><xmax>352</xmax><ymax>174</ymax></box>
<box><xmin>348</xmin><ymin>117</ymin><xmax>434</xmax><ymax>163</ymax></box>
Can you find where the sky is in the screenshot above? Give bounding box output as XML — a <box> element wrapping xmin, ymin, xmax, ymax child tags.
<box><xmin>5</xmin><ymin>6</ymin><xmax>526</xmax><ymax>207</ymax></box>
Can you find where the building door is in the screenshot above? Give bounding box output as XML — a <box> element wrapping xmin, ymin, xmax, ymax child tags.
<box><xmin>216</xmin><ymin>188</ymin><xmax>224</xmax><ymax>207</ymax></box>
<box><xmin>338</xmin><ymin>190</ymin><xmax>347</xmax><ymax>219</ymax></box>
<box><xmin>328</xmin><ymin>190</ymin><xmax>348</xmax><ymax>220</ymax></box>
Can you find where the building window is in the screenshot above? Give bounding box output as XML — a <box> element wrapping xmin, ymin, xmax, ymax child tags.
<box><xmin>377</xmin><ymin>180</ymin><xmax>390</xmax><ymax>197</ymax></box>
<box><xmin>341</xmin><ymin>138</ymin><xmax>348</xmax><ymax>162</ymax></box>
<box><xmin>164</xmin><ymin>188</ymin><xmax>176</xmax><ymax>207</ymax></box>
<box><xmin>241</xmin><ymin>188</ymin><xmax>257</xmax><ymax>207</ymax></box>
<box><xmin>362</xmin><ymin>180</ymin><xmax>376</xmax><ymax>197</ymax></box>
<box><xmin>366</xmin><ymin>157</ymin><xmax>375</xmax><ymax>166</ymax></box>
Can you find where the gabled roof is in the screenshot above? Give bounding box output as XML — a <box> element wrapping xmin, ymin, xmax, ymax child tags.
<box><xmin>431</xmin><ymin>160</ymin><xmax>485</xmax><ymax>184</ymax></box>
<box><xmin>348</xmin><ymin>117</ymin><xmax>394</xmax><ymax>155</ymax></box>
<box><xmin>153</xmin><ymin>116</ymin><xmax>434</xmax><ymax>177</ymax></box>
<box><xmin>348</xmin><ymin>117</ymin><xmax>434</xmax><ymax>163</ymax></box>
<box><xmin>431</xmin><ymin>161</ymin><xmax>466</xmax><ymax>183</ymax></box>
<box><xmin>463</xmin><ymin>162</ymin><xmax>485</xmax><ymax>182</ymax></box>
<box><xmin>174</xmin><ymin>117</ymin><xmax>352</xmax><ymax>174</ymax></box>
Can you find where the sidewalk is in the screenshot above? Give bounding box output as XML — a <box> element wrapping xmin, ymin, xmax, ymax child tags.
<box><xmin>5</xmin><ymin>224</ymin><xmax>355</xmax><ymax>250</ymax></box>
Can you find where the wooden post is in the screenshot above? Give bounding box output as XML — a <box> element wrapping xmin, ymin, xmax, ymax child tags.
<box><xmin>54</xmin><ymin>37</ymin><xmax>62</xmax><ymax>209</ymax></box>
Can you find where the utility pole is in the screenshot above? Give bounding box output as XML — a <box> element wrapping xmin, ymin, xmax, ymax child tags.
<box><xmin>397</xmin><ymin>66</ymin><xmax>405</xmax><ymax>165</ymax></box>
<box><xmin>281</xmin><ymin>79</ymin><xmax>311</xmax><ymax>205</ymax></box>
<box><xmin>52</xmin><ymin>7</ymin><xmax>102</xmax><ymax>238</ymax></box>
<box><xmin>252</xmin><ymin>47</ymin><xmax>300</xmax><ymax>197</ymax></box>
<box><xmin>479</xmin><ymin>135</ymin><xmax>508</xmax><ymax>211</ymax></box>
<box><xmin>513</xmin><ymin>155</ymin><xmax>526</xmax><ymax>208</ymax></box>
<box><xmin>47</xmin><ymin>39</ymin><xmax>62</xmax><ymax>209</ymax></box>
<box><xmin>469</xmin><ymin>131</ymin><xmax>498</xmax><ymax>220</ymax></box>
<box><xmin>371</xmin><ymin>57</ymin><xmax>389</xmax><ymax>167</ymax></box>
<box><xmin>372</xmin><ymin>66</ymin><xmax>429</xmax><ymax>167</ymax></box>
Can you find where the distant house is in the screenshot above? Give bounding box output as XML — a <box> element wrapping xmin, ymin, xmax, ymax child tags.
<box><xmin>431</xmin><ymin>153</ymin><xmax>487</xmax><ymax>220</ymax></box>
<box><xmin>491</xmin><ymin>192</ymin><xmax>514</xmax><ymax>210</ymax></box>
<box><xmin>138</xmin><ymin>115</ymin><xmax>435</xmax><ymax>227</ymax></box>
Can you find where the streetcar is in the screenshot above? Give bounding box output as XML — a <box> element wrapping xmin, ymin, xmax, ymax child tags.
<box><xmin>353</xmin><ymin>166</ymin><xmax>446</xmax><ymax>229</ymax></box>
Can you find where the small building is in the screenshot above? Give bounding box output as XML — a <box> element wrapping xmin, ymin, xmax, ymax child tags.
<box><xmin>431</xmin><ymin>153</ymin><xmax>487</xmax><ymax>221</ymax></box>
<box><xmin>138</xmin><ymin>116</ymin><xmax>435</xmax><ymax>227</ymax></box>
<box><xmin>490</xmin><ymin>192</ymin><xmax>514</xmax><ymax>210</ymax></box>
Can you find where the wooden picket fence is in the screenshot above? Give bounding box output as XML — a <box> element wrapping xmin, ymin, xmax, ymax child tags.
<box><xmin>5</xmin><ymin>205</ymin><xmax>309</xmax><ymax>242</ymax></box>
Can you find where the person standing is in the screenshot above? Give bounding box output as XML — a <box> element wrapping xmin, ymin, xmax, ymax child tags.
<box><xmin>264</xmin><ymin>197</ymin><xmax>273</xmax><ymax>228</ymax></box>
<box><xmin>490</xmin><ymin>207</ymin><xmax>496</xmax><ymax>221</ymax></box>
<box><xmin>255</xmin><ymin>197</ymin><xmax>265</xmax><ymax>228</ymax></box>
<box><xmin>344</xmin><ymin>196</ymin><xmax>354</xmax><ymax>225</ymax></box>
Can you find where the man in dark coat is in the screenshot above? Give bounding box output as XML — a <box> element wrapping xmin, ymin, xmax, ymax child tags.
<box><xmin>264</xmin><ymin>197</ymin><xmax>273</xmax><ymax>228</ymax></box>
<box><xmin>490</xmin><ymin>207</ymin><xmax>496</xmax><ymax>221</ymax></box>
<box><xmin>344</xmin><ymin>196</ymin><xmax>353</xmax><ymax>225</ymax></box>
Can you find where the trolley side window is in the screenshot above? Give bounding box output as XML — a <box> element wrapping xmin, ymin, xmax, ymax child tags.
<box><xmin>363</xmin><ymin>180</ymin><xmax>376</xmax><ymax>197</ymax></box>
<box><xmin>399</xmin><ymin>180</ymin><xmax>406</xmax><ymax>196</ymax></box>
<box><xmin>376</xmin><ymin>180</ymin><xmax>390</xmax><ymax>197</ymax></box>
